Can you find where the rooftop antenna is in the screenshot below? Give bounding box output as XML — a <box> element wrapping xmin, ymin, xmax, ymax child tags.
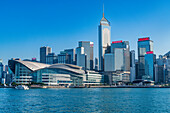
<box><xmin>103</xmin><ymin>3</ymin><xmax>104</xmax><ymax>17</ymax></box>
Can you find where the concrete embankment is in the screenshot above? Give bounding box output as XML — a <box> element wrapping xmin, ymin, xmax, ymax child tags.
<box><xmin>1</xmin><ymin>85</ymin><xmax>170</xmax><ymax>89</ymax></box>
<box><xmin>30</xmin><ymin>85</ymin><xmax>170</xmax><ymax>88</ymax></box>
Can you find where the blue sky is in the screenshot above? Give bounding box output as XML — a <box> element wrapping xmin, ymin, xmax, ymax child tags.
<box><xmin>0</xmin><ymin>0</ymin><xmax>170</xmax><ymax>65</ymax></box>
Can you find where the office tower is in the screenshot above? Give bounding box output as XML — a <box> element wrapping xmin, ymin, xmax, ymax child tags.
<box><xmin>130</xmin><ymin>50</ymin><xmax>136</xmax><ymax>82</ymax></box>
<box><xmin>137</xmin><ymin>37</ymin><xmax>153</xmax><ymax>79</ymax></box>
<box><xmin>104</xmin><ymin>40</ymin><xmax>130</xmax><ymax>72</ymax></box>
<box><xmin>78</xmin><ymin>41</ymin><xmax>93</xmax><ymax>70</ymax></box>
<box><xmin>0</xmin><ymin>59</ymin><xmax>3</xmax><ymax>82</ymax></box>
<box><xmin>155</xmin><ymin>64</ymin><xmax>165</xmax><ymax>83</ymax></box>
<box><xmin>144</xmin><ymin>51</ymin><xmax>156</xmax><ymax>81</ymax></box>
<box><xmin>135</xmin><ymin>62</ymin><xmax>139</xmax><ymax>79</ymax></box>
<box><xmin>164</xmin><ymin>51</ymin><xmax>170</xmax><ymax>58</ymax></box>
<box><xmin>58</xmin><ymin>51</ymin><xmax>71</xmax><ymax>64</ymax></box>
<box><xmin>165</xmin><ymin>59</ymin><xmax>170</xmax><ymax>83</ymax></box>
<box><xmin>76</xmin><ymin>47</ymin><xmax>86</xmax><ymax>70</ymax></box>
<box><xmin>98</xmin><ymin>7</ymin><xmax>111</xmax><ymax>71</ymax></box>
<box><xmin>104</xmin><ymin>53</ymin><xmax>114</xmax><ymax>72</ymax></box>
<box><xmin>155</xmin><ymin>55</ymin><xmax>166</xmax><ymax>83</ymax></box>
<box><xmin>40</xmin><ymin>46</ymin><xmax>52</xmax><ymax>63</ymax></box>
<box><xmin>46</xmin><ymin>53</ymin><xmax>58</xmax><ymax>64</ymax></box>
<box><xmin>95</xmin><ymin>57</ymin><xmax>99</xmax><ymax>71</ymax></box>
<box><xmin>64</xmin><ymin>49</ymin><xmax>75</xmax><ymax>64</ymax></box>
<box><xmin>90</xmin><ymin>43</ymin><xmax>94</xmax><ymax>70</ymax></box>
<box><xmin>163</xmin><ymin>51</ymin><xmax>170</xmax><ymax>83</ymax></box>
<box><xmin>112</xmin><ymin>40</ymin><xmax>130</xmax><ymax>71</ymax></box>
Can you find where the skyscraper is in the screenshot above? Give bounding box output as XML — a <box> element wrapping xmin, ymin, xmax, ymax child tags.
<box><xmin>98</xmin><ymin>6</ymin><xmax>111</xmax><ymax>71</ymax></box>
<box><xmin>40</xmin><ymin>46</ymin><xmax>52</xmax><ymax>63</ymax></box>
<box><xmin>58</xmin><ymin>51</ymin><xmax>71</xmax><ymax>64</ymax></box>
<box><xmin>46</xmin><ymin>53</ymin><xmax>58</xmax><ymax>64</ymax></box>
<box><xmin>0</xmin><ymin>59</ymin><xmax>3</xmax><ymax>82</ymax></box>
<box><xmin>137</xmin><ymin>37</ymin><xmax>153</xmax><ymax>79</ymax></box>
<box><xmin>111</xmin><ymin>40</ymin><xmax>130</xmax><ymax>71</ymax></box>
<box><xmin>64</xmin><ymin>49</ymin><xmax>76</xmax><ymax>64</ymax></box>
<box><xmin>130</xmin><ymin>50</ymin><xmax>136</xmax><ymax>82</ymax></box>
<box><xmin>104</xmin><ymin>40</ymin><xmax>130</xmax><ymax>72</ymax></box>
<box><xmin>144</xmin><ymin>51</ymin><xmax>156</xmax><ymax>81</ymax></box>
<box><xmin>76</xmin><ymin>47</ymin><xmax>86</xmax><ymax>70</ymax></box>
<box><xmin>79</xmin><ymin>41</ymin><xmax>93</xmax><ymax>70</ymax></box>
<box><xmin>95</xmin><ymin>57</ymin><xmax>99</xmax><ymax>71</ymax></box>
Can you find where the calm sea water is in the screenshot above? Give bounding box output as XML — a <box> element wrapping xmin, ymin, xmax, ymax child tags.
<box><xmin>0</xmin><ymin>88</ymin><xmax>169</xmax><ymax>113</ymax></box>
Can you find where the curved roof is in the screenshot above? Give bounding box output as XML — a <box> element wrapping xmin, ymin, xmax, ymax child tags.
<box><xmin>8</xmin><ymin>60</ymin><xmax>85</xmax><ymax>75</ymax></box>
<box><xmin>48</xmin><ymin>64</ymin><xmax>85</xmax><ymax>75</ymax></box>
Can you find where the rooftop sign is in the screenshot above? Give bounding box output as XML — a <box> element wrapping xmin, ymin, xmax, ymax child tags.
<box><xmin>112</xmin><ymin>40</ymin><xmax>123</xmax><ymax>44</ymax></box>
<box><xmin>138</xmin><ymin>37</ymin><xmax>150</xmax><ymax>41</ymax></box>
<box><xmin>146</xmin><ymin>51</ymin><xmax>153</xmax><ymax>54</ymax></box>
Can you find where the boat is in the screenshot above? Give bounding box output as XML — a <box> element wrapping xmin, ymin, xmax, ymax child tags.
<box><xmin>15</xmin><ymin>85</ymin><xmax>29</xmax><ymax>90</ymax></box>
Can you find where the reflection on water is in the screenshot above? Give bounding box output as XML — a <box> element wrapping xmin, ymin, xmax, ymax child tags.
<box><xmin>0</xmin><ymin>88</ymin><xmax>169</xmax><ymax>113</ymax></box>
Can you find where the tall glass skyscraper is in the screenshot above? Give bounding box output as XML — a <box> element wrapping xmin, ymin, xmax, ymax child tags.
<box><xmin>137</xmin><ymin>37</ymin><xmax>153</xmax><ymax>79</ymax></box>
<box><xmin>145</xmin><ymin>51</ymin><xmax>156</xmax><ymax>81</ymax></box>
<box><xmin>98</xmin><ymin>8</ymin><xmax>111</xmax><ymax>71</ymax></box>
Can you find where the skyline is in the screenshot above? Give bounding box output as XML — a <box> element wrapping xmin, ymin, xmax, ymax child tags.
<box><xmin>1</xmin><ymin>0</ymin><xmax>170</xmax><ymax>65</ymax></box>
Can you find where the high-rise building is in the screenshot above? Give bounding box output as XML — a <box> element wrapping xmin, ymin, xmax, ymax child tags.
<box><xmin>144</xmin><ymin>51</ymin><xmax>156</xmax><ymax>81</ymax></box>
<box><xmin>164</xmin><ymin>52</ymin><xmax>170</xmax><ymax>83</ymax></box>
<box><xmin>76</xmin><ymin>47</ymin><xmax>86</xmax><ymax>70</ymax></box>
<box><xmin>110</xmin><ymin>40</ymin><xmax>130</xmax><ymax>71</ymax></box>
<box><xmin>154</xmin><ymin>64</ymin><xmax>165</xmax><ymax>83</ymax></box>
<box><xmin>104</xmin><ymin>53</ymin><xmax>114</xmax><ymax>72</ymax></box>
<box><xmin>78</xmin><ymin>41</ymin><xmax>93</xmax><ymax>70</ymax></box>
<box><xmin>0</xmin><ymin>59</ymin><xmax>3</xmax><ymax>82</ymax></box>
<box><xmin>98</xmin><ymin>7</ymin><xmax>111</xmax><ymax>71</ymax></box>
<box><xmin>164</xmin><ymin>51</ymin><xmax>170</xmax><ymax>58</ymax></box>
<box><xmin>64</xmin><ymin>49</ymin><xmax>76</xmax><ymax>64</ymax></box>
<box><xmin>104</xmin><ymin>40</ymin><xmax>130</xmax><ymax>72</ymax></box>
<box><xmin>104</xmin><ymin>40</ymin><xmax>130</xmax><ymax>85</ymax></box>
<box><xmin>165</xmin><ymin>59</ymin><xmax>170</xmax><ymax>83</ymax></box>
<box><xmin>95</xmin><ymin>57</ymin><xmax>99</xmax><ymax>71</ymax></box>
<box><xmin>40</xmin><ymin>46</ymin><xmax>52</xmax><ymax>63</ymax></box>
<box><xmin>137</xmin><ymin>37</ymin><xmax>153</xmax><ymax>79</ymax></box>
<box><xmin>58</xmin><ymin>51</ymin><xmax>71</xmax><ymax>64</ymax></box>
<box><xmin>46</xmin><ymin>53</ymin><xmax>58</xmax><ymax>64</ymax></box>
<box><xmin>90</xmin><ymin>43</ymin><xmax>94</xmax><ymax>70</ymax></box>
<box><xmin>130</xmin><ymin>50</ymin><xmax>136</xmax><ymax>82</ymax></box>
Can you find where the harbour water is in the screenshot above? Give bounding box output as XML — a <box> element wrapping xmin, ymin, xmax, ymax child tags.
<box><xmin>0</xmin><ymin>88</ymin><xmax>169</xmax><ymax>113</ymax></box>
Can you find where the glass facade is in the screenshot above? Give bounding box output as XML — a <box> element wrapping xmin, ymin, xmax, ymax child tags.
<box><xmin>109</xmin><ymin>41</ymin><xmax>130</xmax><ymax>71</ymax></box>
<box><xmin>40</xmin><ymin>46</ymin><xmax>52</xmax><ymax>63</ymax></box>
<box><xmin>138</xmin><ymin>38</ymin><xmax>153</xmax><ymax>79</ymax></box>
<box><xmin>15</xmin><ymin>63</ymin><xmax>32</xmax><ymax>84</ymax></box>
<box><xmin>9</xmin><ymin>60</ymin><xmax>104</xmax><ymax>86</ymax></box>
<box><xmin>58</xmin><ymin>52</ymin><xmax>71</xmax><ymax>64</ymax></box>
<box><xmin>78</xmin><ymin>41</ymin><xmax>93</xmax><ymax>70</ymax></box>
<box><xmin>98</xmin><ymin>15</ymin><xmax>111</xmax><ymax>71</ymax></box>
<box><xmin>85</xmin><ymin>71</ymin><xmax>104</xmax><ymax>84</ymax></box>
<box><xmin>31</xmin><ymin>68</ymin><xmax>84</xmax><ymax>86</ymax></box>
<box><xmin>112</xmin><ymin>71</ymin><xmax>130</xmax><ymax>84</ymax></box>
<box><xmin>64</xmin><ymin>49</ymin><xmax>75</xmax><ymax>64</ymax></box>
<box><xmin>145</xmin><ymin>53</ymin><xmax>156</xmax><ymax>81</ymax></box>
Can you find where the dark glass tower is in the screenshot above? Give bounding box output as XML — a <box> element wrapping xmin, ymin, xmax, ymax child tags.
<box><xmin>40</xmin><ymin>46</ymin><xmax>52</xmax><ymax>63</ymax></box>
<box><xmin>137</xmin><ymin>37</ymin><xmax>153</xmax><ymax>79</ymax></box>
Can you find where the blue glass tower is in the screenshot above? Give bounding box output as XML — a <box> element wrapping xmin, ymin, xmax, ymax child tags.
<box><xmin>145</xmin><ymin>51</ymin><xmax>156</xmax><ymax>81</ymax></box>
<box><xmin>137</xmin><ymin>37</ymin><xmax>153</xmax><ymax>79</ymax></box>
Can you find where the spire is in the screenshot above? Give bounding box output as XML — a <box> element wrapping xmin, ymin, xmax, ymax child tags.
<box><xmin>103</xmin><ymin>3</ymin><xmax>104</xmax><ymax>17</ymax></box>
